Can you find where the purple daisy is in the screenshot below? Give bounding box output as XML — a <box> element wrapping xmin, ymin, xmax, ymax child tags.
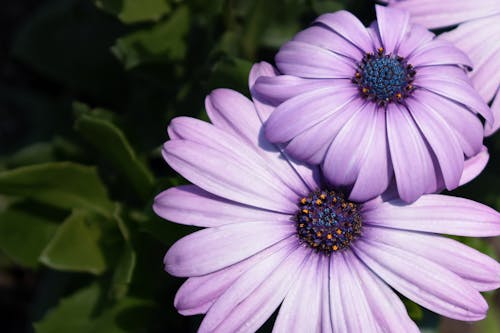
<box><xmin>153</xmin><ymin>64</ymin><xmax>500</xmax><ymax>332</ymax></box>
<box><xmin>382</xmin><ymin>0</ymin><xmax>500</xmax><ymax>136</ymax></box>
<box><xmin>253</xmin><ymin>5</ymin><xmax>493</xmax><ymax>203</ymax></box>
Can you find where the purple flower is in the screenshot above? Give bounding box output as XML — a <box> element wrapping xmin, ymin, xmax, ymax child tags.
<box><xmin>253</xmin><ymin>5</ymin><xmax>492</xmax><ymax>203</ymax></box>
<box><xmin>382</xmin><ymin>0</ymin><xmax>500</xmax><ymax>136</ymax></box>
<box><xmin>153</xmin><ymin>64</ymin><xmax>500</xmax><ymax>332</ymax></box>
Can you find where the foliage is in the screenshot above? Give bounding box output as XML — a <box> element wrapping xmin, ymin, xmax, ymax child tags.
<box><xmin>0</xmin><ymin>0</ymin><xmax>498</xmax><ymax>332</ymax></box>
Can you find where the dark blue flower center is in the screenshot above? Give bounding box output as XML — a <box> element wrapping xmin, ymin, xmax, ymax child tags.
<box><xmin>295</xmin><ymin>189</ymin><xmax>362</xmax><ymax>255</ymax></box>
<box><xmin>353</xmin><ymin>48</ymin><xmax>416</xmax><ymax>105</ymax></box>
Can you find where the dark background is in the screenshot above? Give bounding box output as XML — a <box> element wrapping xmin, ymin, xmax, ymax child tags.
<box><xmin>0</xmin><ymin>0</ymin><xmax>498</xmax><ymax>332</ymax></box>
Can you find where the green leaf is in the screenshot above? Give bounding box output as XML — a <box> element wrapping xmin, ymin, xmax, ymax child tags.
<box><xmin>110</xmin><ymin>244</ymin><xmax>137</xmax><ymax>299</ymax></box>
<box><xmin>12</xmin><ymin>0</ymin><xmax>126</xmax><ymax>101</ymax></box>
<box><xmin>94</xmin><ymin>0</ymin><xmax>171</xmax><ymax>23</ymax></box>
<box><xmin>111</xmin><ymin>6</ymin><xmax>190</xmax><ymax>69</ymax></box>
<box><xmin>34</xmin><ymin>283</ymin><xmax>155</xmax><ymax>333</ymax></box>
<box><xmin>40</xmin><ymin>210</ymin><xmax>107</xmax><ymax>274</ymax></box>
<box><xmin>0</xmin><ymin>162</ymin><xmax>114</xmax><ymax>216</ymax></box>
<box><xmin>207</xmin><ymin>57</ymin><xmax>253</xmax><ymax>94</ymax></box>
<box><xmin>0</xmin><ymin>209</ymin><xmax>58</xmax><ymax>268</ymax></box>
<box><xmin>74</xmin><ymin>108</ymin><xmax>154</xmax><ymax>201</ymax></box>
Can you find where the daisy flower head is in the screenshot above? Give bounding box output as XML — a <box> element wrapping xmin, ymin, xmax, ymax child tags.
<box><xmin>153</xmin><ymin>64</ymin><xmax>500</xmax><ymax>333</ymax></box>
<box><xmin>253</xmin><ymin>5</ymin><xmax>493</xmax><ymax>203</ymax></box>
<box><xmin>382</xmin><ymin>0</ymin><xmax>500</xmax><ymax>135</ymax></box>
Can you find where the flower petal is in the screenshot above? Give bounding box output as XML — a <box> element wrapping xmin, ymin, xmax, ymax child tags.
<box><xmin>363</xmin><ymin>226</ymin><xmax>500</xmax><ymax>291</ymax></box>
<box><xmin>199</xmin><ymin>246</ymin><xmax>309</xmax><ymax>333</ymax></box>
<box><xmin>408</xmin><ymin>40</ymin><xmax>473</xmax><ymax>69</ymax></box>
<box><xmin>154</xmin><ymin>185</ymin><xmax>289</xmax><ymax>228</ymax></box>
<box><xmin>315</xmin><ymin>11</ymin><xmax>374</xmax><ymax>53</ymax></box>
<box><xmin>253</xmin><ymin>75</ymin><xmax>337</xmax><ymax>106</ymax></box>
<box><xmin>362</xmin><ymin>194</ymin><xmax>500</xmax><ymax>237</ymax></box>
<box><xmin>276</xmin><ymin>41</ymin><xmax>355</xmax><ymax>78</ymax></box>
<box><xmin>206</xmin><ymin>89</ymin><xmax>318</xmax><ymax>195</ymax></box>
<box><xmin>386</xmin><ymin>103</ymin><xmax>436</xmax><ymax>202</ymax></box>
<box><xmin>460</xmin><ymin>146</ymin><xmax>489</xmax><ymax>186</ymax></box>
<box><xmin>294</xmin><ymin>25</ymin><xmax>364</xmax><ymax>60</ymax></box>
<box><xmin>174</xmin><ymin>238</ymin><xmax>293</xmax><ymax>315</ymax></box>
<box><xmin>164</xmin><ymin>221</ymin><xmax>294</xmax><ymax>277</ymax></box>
<box><xmin>264</xmin><ymin>83</ymin><xmax>358</xmax><ymax>143</ymax></box>
<box><xmin>390</xmin><ymin>0</ymin><xmax>500</xmax><ymax>29</ymax></box>
<box><xmin>406</xmin><ymin>96</ymin><xmax>464</xmax><ymax>190</ymax></box>
<box><xmin>272</xmin><ymin>254</ymin><xmax>323</xmax><ymax>332</ymax></box>
<box><xmin>353</xmin><ymin>238</ymin><xmax>488</xmax><ymax>321</ymax></box>
<box><xmin>348</xmin><ymin>252</ymin><xmax>420</xmax><ymax>333</ymax></box>
<box><xmin>416</xmin><ymin>77</ymin><xmax>493</xmax><ymax>124</ymax></box>
<box><xmin>441</xmin><ymin>15</ymin><xmax>500</xmax><ymax>103</ymax></box>
<box><xmin>410</xmin><ymin>89</ymin><xmax>482</xmax><ymax>158</ymax></box>
<box><xmin>375</xmin><ymin>5</ymin><xmax>410</xmax><ymax>54</ymax></box>
<box><xmin>249</xmin><ymin>61</ymin><xmax>279</xmax><ymax>121</ymax></box>
<box><xmin>286</xmin><ymin>98</ymin><xmax>363</xmax><ymax>165</ymax></box>
<box><xmin>163</xmin><ymin>139</ymin><xmax>296</xmax><ymax>213</ymax></box>
<box><xmin>485</xmin><ymin>94</ymin><xmax>500</xmax><ymax>136</ymax></box>
<box><xmin>397</xmin><ymin>24</ymin><xmax>435</xmax><ymax>58</ymax></box>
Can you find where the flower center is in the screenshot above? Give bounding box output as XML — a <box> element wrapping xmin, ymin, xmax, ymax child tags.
<box><xmin>295</xmin><ymin>189</ymin><xmax>362</xmax><ymax>255</ymax></box>
<box><xmin>352</xmin><ymin>48</ymin><xmax>416</xmax><ymax>106</ymax></box>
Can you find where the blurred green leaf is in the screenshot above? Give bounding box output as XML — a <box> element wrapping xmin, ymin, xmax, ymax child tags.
<box><xmin>111</xmin><ymin>6</ymin><xmax>190</xmax><ymax>69</ymax></box>
<box><xmin>40</xmin><ymin>210</ymin><xmax>107</xmax><ymax>275</ymax></box>
<box><xmin>207</xmin><ymin>57</ymin><xmax>253</xmax><ymax>93</ymax></box>
<box><xmin>34</xmin><ymin>282</ymin><xmax>155</xmax><ymax>333</ymax></box>
<box><xmin>4</xmin><ymin>142</ymin><xmax>56</xmax><ymax>168</ymax></box>
<box><xmin>94</xmin><ymin>0</ymin><xmax>171</xmax><ymax>23</ymax></box>
<box><xmin>75</xmin><ymin>107</ymin><xmax>154</xmax><ymax>201</ymax></box>
<box><xmin>12</xmin><ymin>0</ymin><xmax>126</xmax><ymax>102</ymax></box>
<box><xmin>311</xmin><ymin>0</ymin><xmax>344</xmax><ymax>14</ymax></box>
<box><xmin>0</xmin><ymin>162</ymin><xmax>114</xmax><ymax>216</ymax></box>
<box><xmin>0</xmin><ymin>209</ymin><xmax>58</xmax><ymax>268</ymax></box>
<box><xmin>110</xmin><ymin>244</ymin><xmax>136</xmax><ymax>299</ymax></box>
<box><xmin>403</xmin><ymin>297</ymin><xmax>424</xmax><ymax>322</ymax></box>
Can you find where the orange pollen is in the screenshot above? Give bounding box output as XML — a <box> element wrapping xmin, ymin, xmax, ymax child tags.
<box><xmin>336</xmin><ymin>229</ymin><xmax>342</xmax><ymax>235</ymax></box>
<box><xmin>333</xmin><ymin>245</ymin><xmax>339</xmax><ymax>251</ymax></box>
<box><xmin>320</xmin><ymin>194</ymin><xmax>326</xmax><ymax>200</ymax></box>
<box><xmin>378</xmin><ymin>47</ymin><xmax>384</xmax><ymax>54</ymax></box>
<box><xmin>316</xmin><ymin>231</ymin><xmax>322</xmax><ymax>237</ymax></box>
<box><xmin>362</xmin><ymin>87</ymin><xmax>369</xmax><ymax>94</ymax></box>
<box><xmin>300</xmin><ymin>197</ymin><xmax>307</xmax><ymax>204</ymax></box>
<box><xmin>327</xmin><ymin>233</ymin><xmax>333</xmax><ymax>240</ymax></box>
<box><xmin>302</xmin><ymin>209</ymin><xmax>309</xmax><ymax>214</ymax></box>
<box><xmin>315</xmin><ymin>199</ymin><xmax>322</xmax><ymax>205</ymax></box>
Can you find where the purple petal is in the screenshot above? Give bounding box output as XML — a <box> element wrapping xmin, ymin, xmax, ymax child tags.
<box><xmin>248</xmin><ymin>61</ymin><xmax>279</xmax><ymax>121</ymax></box>
<box><xmin>324</xmin><ymin>104</ymin><xmax>392</xmax><ymax>201</ymax></box>
<box><xmin>264</xmin><ymin>83</ymin><xmax>357</xmax><ymax>143</ymax></box>
<box><xmin>460</xmin><ymin>146</ymin><xmax>489</xmax><ymax>186</ymax></box>
<box><xmin>408</xmin><ymin>40</ymin><xmax>473</xmax><ymax>69</ymax></box>
<box><xmin>397</xmin><ymin>24</ymin><xmax>435</xmax><ymax>58</ymax></box>
<box><xmin>390</xmin><ymin>0</ymin><xmax>500</xmax><ymax>29</ymax></box>
<box><xmin>410</xmin><ymin>89</ymin><xmax>482</xmax><ymax>158</ymax></box>
<box><xmin>164</xmin><ymin>221</ymin><xmax>294</xmax><ymax>277</ymax></box>
<box><xmin>154</xmin><ymin>185</ymin><xmax>289</xmax><ymax>228</ymax></box>
<box><xmin>416</xmin><ymin>77</ymin><xmax>493</xmax><ymax>123</ymax></box>
<box><xmin>363</xmin><ymin>226</ymin><xmax>500</xmax><ymax>291</ymax></box>
<box><xmin>386</xmin><ymin>103</ymin><xmax>436</xmax><ymax>203</ymax></box>
<box><xmin>375</xmin><ymin>5</ymin><xmax>410</xmax><ymax>54</ymax></box>
<box><xmin>163</xmin><ymin>139</ymin><xmax>296</xmax><ymax>213</ymax></box>
<box><xmin>345</xmin><ymin>251</ymin><xmax>420</xmax><ymax>332</ymax></box>
<box><xmin>362</xmin><ymin>194</ymin><xmax>500</xmax><ymax>237</ymax></box>
<box><xmin>174</xmin><ymin>238</ymin><xmax>293</xmax><ymax>315</ymax></box>
<box><xmin>276</xmin><ymin>41</ymin><xmax>356</xmax><ymax>78</ymax></box>
<box><xmin>406</xmin><ymin>97</ymin><xmax>464</xmax><ymax>190</ymax></box>
<box><xmin>286</xmin><ymin>98</ymin><xmax>364</xmax><ymax>165</ymax></box>
<box><xmin>253</xmin><ymin>75</ymin><xmax>337</xmax><ymax>106</ymax></box>
<box><xmin>206</xmin><ymin>89</ymin><xmax>317</xmax><ymax>195</ymax></box>
<box><xmin>199</xmin><ymin>246</ymin><xmax>309</xmax><ymax>333</ymax></box>
<box><xmin>485</xmin><ymin>95</ymin><xmax>500</xmax><ymax>136</ymax></box>
<box><xmin>294</xmin><ymin>25</ymin><xmax>364</xmax><ymax>60</ymax></box>
<box><xmin>349</xmin><ymin>107</ymin><xmax>393</xmax><ymax>202</ymax></box>
<box><xmin>272</xmin><ymin>254</ymin><xmax>323</xmax><ymax>332</ymax></box>
<box><xmin>315</xmin><ymin>11</ymin><xmax>374</xmax><ymax>53</ymax></box>
<box><xmin>441</xmin><ymin>15</ymin><xmax>500</xmax><ymax>103</ymax></box>
<box><xmin>320</xmin><ymin>256</ymin><xmax>333</xmax><ymax>332</ymax></box>
<box><xmin>353</xmin><ymin>238</ymin><xmax>488</xmax><ymax>321</ymax></box>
